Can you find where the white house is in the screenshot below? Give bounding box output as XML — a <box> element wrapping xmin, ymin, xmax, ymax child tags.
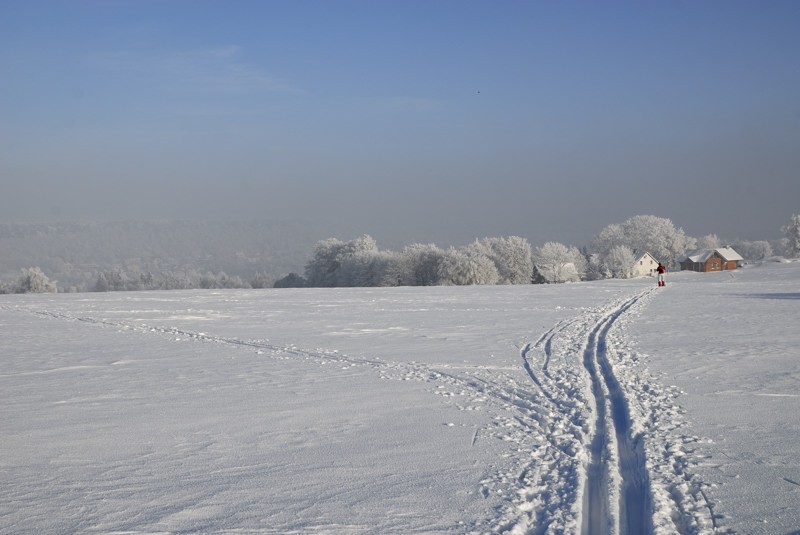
<box><xmin>630</xmin><ymin>252</ymin><xmax>660</xmax><ymax>278</ymax></box>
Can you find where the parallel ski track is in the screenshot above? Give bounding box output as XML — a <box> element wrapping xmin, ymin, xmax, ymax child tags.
<box><xmin>581</xmin><ymin>290</ymin><xmax>653</xmax><ymax>535</ymax></box>
<box><xmin>518</xmin><ymin>290</ymin><xmax>656</xmax><ymax>535</ymax></box>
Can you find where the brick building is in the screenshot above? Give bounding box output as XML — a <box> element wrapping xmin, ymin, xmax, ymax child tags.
<box><xmin>679</xmin><ymin>246</ymin><xmax>743</xmax><ymax>272</ymax></box>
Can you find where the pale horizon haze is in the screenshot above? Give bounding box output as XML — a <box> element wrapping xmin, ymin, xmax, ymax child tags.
<box><xmin>2</xmin><ymin>1</ymin><xmax>799</xmax><ymax>248</ymax></box>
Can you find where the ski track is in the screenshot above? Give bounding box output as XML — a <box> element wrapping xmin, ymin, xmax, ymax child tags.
<box><xmin>580</xmin><ymin>293</ymin><xmax>650</xmax><ymax>535</ymax></box>
<box><xmin>2</xmin><ymin>292</ymin><xmax>727</xmax><ymax>534</ymax></box>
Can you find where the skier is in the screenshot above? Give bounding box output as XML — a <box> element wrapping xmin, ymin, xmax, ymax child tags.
<box><xmin>656</xmin><ymin>262</ymin><xmax>666</xmax><ymax>287</ymax></box>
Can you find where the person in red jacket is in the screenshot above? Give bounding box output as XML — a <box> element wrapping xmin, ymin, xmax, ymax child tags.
<box><xmin>656</xmin><ymin>262</ymin><xmax>666</xmax><ymax>287</ymax></box>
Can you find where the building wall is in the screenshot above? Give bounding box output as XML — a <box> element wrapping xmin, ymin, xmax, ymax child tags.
<box><xmin>722</xmin><ymin>260</ymin><xmax>739</xmax><ymax>270</ymax></box>
<box><xmin>704</xmin><ymin>256</ymin><xmax>721</xmax><ymax>271</ymax></box>
<box><xmin>701</xmin><ymin>254</ymin><xmax>738</xmax><ymax>272</ymax></box>
<box><xmin>680</xmin><ymin>260</ymin><xmax>698</xmax><ymax>272</ymax></box>
<box><xmin>631</xmin><ymin>255</ymin><xmax>658</xmax><ymax>277</ymax></box>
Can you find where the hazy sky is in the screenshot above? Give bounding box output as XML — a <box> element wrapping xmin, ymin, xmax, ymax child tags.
<box><xmin>2</xmin><ymin>1</ymin><xmax>799</xmax><ymax>247</ymax></box>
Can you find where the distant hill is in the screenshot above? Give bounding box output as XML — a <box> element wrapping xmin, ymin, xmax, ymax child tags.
<box><xmin>0</xmin><ymin>220</ymin><xmax>323</xmax><ymax>291</ymax></box>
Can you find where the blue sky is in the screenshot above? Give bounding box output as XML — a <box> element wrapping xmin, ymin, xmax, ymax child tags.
<box><xmin>2</xmin><ymin>1</ymin><xmax>799</xmax><ymax>247</ymax></box>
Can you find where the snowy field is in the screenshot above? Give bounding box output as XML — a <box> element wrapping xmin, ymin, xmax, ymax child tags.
<box><xmin>1</xmin><ymin>261</ymin><xmax>799</xmax><ymax>534</ymax></box>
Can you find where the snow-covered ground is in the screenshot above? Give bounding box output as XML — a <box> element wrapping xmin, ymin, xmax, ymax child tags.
<box><xmin>1</xmin><ymin>262</ymin><xmax>798</xmax><ymax>534</ymax></box>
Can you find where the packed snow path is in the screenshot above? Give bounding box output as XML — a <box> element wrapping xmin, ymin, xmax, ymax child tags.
<box><xmin>1</xmin><ymin>281</ymin><xmax>736</xmax><ymax>534</ymax></box>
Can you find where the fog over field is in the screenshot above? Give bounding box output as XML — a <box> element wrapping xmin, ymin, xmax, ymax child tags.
<box><xmin>2</xmin><ymin>2</ymin><xmax>799</xmax><ymax>247</ymax></box>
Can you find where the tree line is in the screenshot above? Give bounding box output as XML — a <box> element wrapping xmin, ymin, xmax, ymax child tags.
<box><xmin>3</xmin><ymin>213</ymin><xmax>798</xmax><ymax>293</ymax></box>
<box><xmin>0</xmin><ymin>267</ymin><xmax>274</xmax><ymax>295</ymax></box>
<box><xmin>277</xmin><ymin>214</ymin><xmax>796</xmax><ymax>288</ymax></box>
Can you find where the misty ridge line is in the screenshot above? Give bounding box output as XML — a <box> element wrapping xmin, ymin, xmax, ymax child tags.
<box><xmin>1</xmin><ymin>214</ymin><xmax>797</xmax><ymax>294</ymax></box>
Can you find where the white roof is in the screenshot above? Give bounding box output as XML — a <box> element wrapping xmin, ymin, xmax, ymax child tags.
<box><xmin>717</xmin><ymin>246</ymin><xmax>743</xmax><ymax>261</ymax></box>
<box><xmin>681</xmin><ymin>247</ymin><xmax>743</xmax><ymax>263</ymax></box>
<box><xmin>633</xmin><ymin>251</ymin><xmax>658</xmax><ymax>264</ymax></box>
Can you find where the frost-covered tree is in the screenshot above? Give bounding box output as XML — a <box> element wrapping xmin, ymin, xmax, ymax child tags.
<box><xmin>533</xmin><ymin>242</ymin><xmax>579</xmax><ymax>283</ymax></box>
<box><xmin>584</xmin><ymin>254</ymin><xmax>610</xmax><ymax>281</ymax></box>
<box><xmin>772</xmin><ymin>238</ymin><xmax>791</xmax><ymax>258</ymax></box>
<box><xmin>592</xmin><ymin>215</ymin><xmax>695</xmax><ymax>269</ymax></box>
<box><xmin>622</xmin><ymin>215</ymin><xmax>695</xmax><ymax>266</ymax></box>
<box><xmin>200</xmin><ymin>271</ymin><xmax>245</xmax><ymax>289</ymax></box>
<box><xmin>337</xmin><ymin>250</ymin><xmax>399</xmax><ymax>287</ymax></box>
<box><xmin>106</xmin><ymin>269</ymin><xmax>129</xmax><ymax>291</ymax></box>
<box><xmin>15</xmin><ymin>267</ymin><xmax>57</xmax><ymax>293</ymax></box>
<box><xmin>200</xmin><ymin>272</ymin><xmax>221</xmax><ymax>289</ymax></box>
<box><xmin>469</xmin><ymin>236</ymin><xmax>533</xmax><ymax>284</ymax></box>
<box><xmin>437</xmin><ymin>248</ymin><xmax>499</xmax><ymax>286</ymax></box>
<box><xmin>569</xmin><ymin>246</ymin><xmax>588</xmax><ymax>281</ymax></box>
<box><xmin>304</xmin><ymin>235</ymin><xmax>379</xmax><ymax>287</ymax></box>
<box><xmin>734</xmin><ymin>240</ymin><xmax>773</xmax><ymax>261</ymax></box>
<box><xmin>93</xmin><ymin>268</ymin><xmax>149</xmax><ymax>292</ymax></box>
<box><xmin>750</xmin><ymin>240</ymin><xmax>773</xmax><ymax>260</ymax></box>
<box><xmin>304</xmin><ymin>238</ymin><xmax>346</xmax><ymax>287</ymax></box>
<box><xmin>394</xmin><ymin>243</ymin><xmax>445</xmax><ymax>286</ymax></box>
<box><xmin>531</xmin><ymin>263</ymin><xmax>547</xmax><ymax>284</ymax></box>
<box><xmin>782</xmin><ymin>213</ymin><xmax>800</xmax><ymax>257</ymax></box>
<box><xmin>591</xmin><ymin>224</ymin><xmax>625</xmax><ymax>257</ymax></box>
<box><xmin>249</xmin><ymin>272</ymin><xmax>272</xmax><ymax>289</ymax></box>
<box><xmin>140</xmin><ymin>271</ymin><xmax>156</xmax><ymax>290</ymax></box>
<box><xmin>604</xmin><ymin>245</ymin><xmax>636</xmax><ymax>279</ymax></box>
<box><xmin>696</xmin><ymin>234</ymin><xmax>721</xmax><ymax>249</ymax></box>
<box><xmin>159</xmin><ymin>270</ymin><xmax>194</xmax><ymax>290</ymax></box>
<box><xmin>94</xmin><ymin>272</ymin><xmax>110</xmax><ymax>292</ymax></box>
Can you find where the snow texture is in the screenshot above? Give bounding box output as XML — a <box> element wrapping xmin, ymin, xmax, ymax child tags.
<box><xmin>1</xmin><ymin>261</ymin><xmax>798</xmax><ymax>534</ymax></box>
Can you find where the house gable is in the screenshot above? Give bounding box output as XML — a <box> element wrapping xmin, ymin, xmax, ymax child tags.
<box><xmin>630</xmin><ymin>252</ymin><xmax>659</xmax><ymax>278</ymax></box>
